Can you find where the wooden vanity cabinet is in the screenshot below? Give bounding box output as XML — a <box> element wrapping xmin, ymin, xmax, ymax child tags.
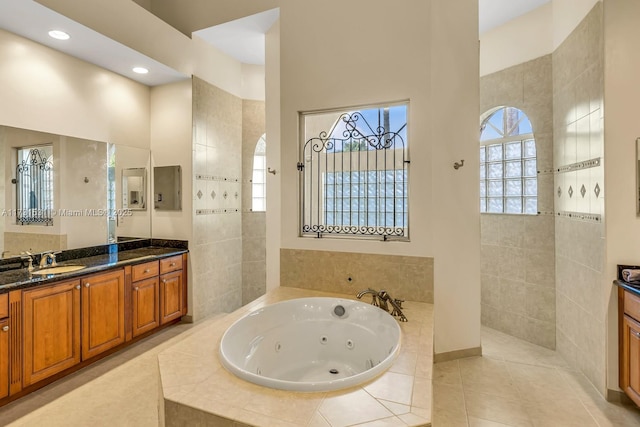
<box><xmin>159</xmin><ymin>255</ymin><xmax>183</xmax><ymax>325</ymax></box>
<box><xmin>131</xmin><ymin>261</ymin><xmax>160</xmax><ymax>337</ymax></box>
<box><xmin>620</xmin><ymin>288</ymin><xmax>640</xmax><ymax>406</ymax></box>
<box><xmin>0</xmin><ymin>293</ymin><xmax>9</xmax><ymax>399</ymax></box>
<box><xmin>81</xmin><ymin>270</ymin><xmax>125</xmax><ymax>360</ymax></box>
<box><xmin>22</xmin><ymin>280</ymin><xmax>81</xmax><ymax>387</ymax></box>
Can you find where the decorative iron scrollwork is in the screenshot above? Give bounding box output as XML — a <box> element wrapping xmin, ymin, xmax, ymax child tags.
<box><xmin>15</xmin><ymin>148</ymin><xmax>53</xmax><ymax>226</ymax></box>
<box><xmin>300</xmin><ymin>107</ymin><xmax>408</xmax><ymax>239</ymax></box>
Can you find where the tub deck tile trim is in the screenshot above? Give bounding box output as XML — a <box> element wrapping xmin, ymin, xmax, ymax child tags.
<box><xmin>158</xmin><ymin>287</ymin><xmax>434</xmax><ymax>427</ymax></box>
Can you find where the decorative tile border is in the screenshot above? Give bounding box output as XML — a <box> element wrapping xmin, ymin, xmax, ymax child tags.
<box><xmin>195</xmin><ymin>208</ymin><xmax>240</xmax><ymax>215</ymax></box>
<box><xmin>556</xmin><ymin>211</ymin><xmax>602</xmax><ymax>222</ymax></box>
<box><xmin>195</xmin><ymin>174</ymin><xmax>240</xmax><ymax>183</ymax></box>
<box><xmin>556</xmin><ymin>157</ymin><xmax>601</xmax><ymax>173</ymax></box>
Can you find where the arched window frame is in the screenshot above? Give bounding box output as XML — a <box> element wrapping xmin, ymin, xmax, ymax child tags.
<box><xmin>480</xmin><ymin>106</ymin><xmax>537</xmax><ymax>215</ymax></box>
<box><xmin>251</xmin><ymin>134</ymin><xmax>266</xmax><ymax>212</ymax></box>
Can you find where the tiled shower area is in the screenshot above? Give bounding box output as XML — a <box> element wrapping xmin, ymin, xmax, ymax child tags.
<box><xmin>480</xmin><ymin>2</ymin><xmax>606</xmax><ymax>395</ymax></box>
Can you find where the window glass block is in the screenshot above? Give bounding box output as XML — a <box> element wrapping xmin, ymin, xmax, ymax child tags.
<box><xmin>325</xmin><ymin>173</ymin><xmax>335</xmax><ymax>184</ymax></box>
<box><xmin>480</xmin><ymin>182</ymin><xmax>486</xmax><ymax>197</ymax></box>
<box><xmin>480</xmin><ymin>165</ymin><xmax>486</xmax><ymax>180</ymax></box>
<box><xmin>505</xmin><ymin>141</ymin><xmax>522</xmax><ymax>159</ymax></box>
<box><xmin>395</xmin><ymin>185</ymin><xmax>405</xmax><ymax>197</ymax></box>
<box><xmin>525</xmin><ymin>197</ymin><xmax>537</xmax><ymax>214</ymax></box>
<box><xmin>524</xmin><ymin>160</ymin><xmax>537</xmax><ymax>177</ymax></box>
<box><xmin>385</xmin><ymin>199</ymin><xmax>394</xmax><ymax>211</ymax></box>
<box><xmin>367</xmin><ymin>198</ymin><xmax>377</xmax><ymax>211</ymax></box>
<box><xmin>488</xmin><ymin>144</ymin><xmax>503</xmax><ymax>161</ymax></box>
<box><xmin>385</xmin><ymin>213</ymin><xmax>394</xmax><ymax>225</ymax></box>
<box><xmin>252</xmin><ymin>199</ymin><xmax>265</xmax><ymax>211</ymax></box>
<box><xmin>506</xmin><ymin>197</ymin><xmax>522</xmax><ymax>213</ymax></box>
<box><xmin>253</xmin><ymin>155</ymin><xmax>266</xmax><ymax>168</ymax></box>
<box><xmin>488</xmin><ymin>198</ymin><xmax>503</xmax><ymax>213</ymax></box>
<box><xmin>488</xmin><ymin>180</ymin><xmax>503</xmax><ymax>197</ymax></box>
<box><xmin>479</xmin><ymin>146</ymin><xmax>486</xmax><ymax>163</ymax></box>
<box><xmin>335</xmin><ymin>185</ymin><xmax>343</xmax><ymax>197</ymax></box>
<box><xmin>385</xmin><ymin>170</ymin><xmax>395</xmax><ymax>181</ymax></box>
<box><xmin>351</xmin><ymin>199</ymin><xmax>360</xmax><ymax>210</ymax></box>
<box><xmin>506</xmin><ymin>179</ymin><xmax>522</xmax><ymax>196</ymax></box>
<box><xmin>488</xmin><ymin>162</ymin><xmax>503</xmax><ymax>179</ymax></box>
<box><xmin>385</xmin><ymin>184</ymin><xmax>394</xmax><ymax>197</ymax></box>
<box><xmin>326</xmin><ymin>199</ymin><xmax>335</xmax><ymax>210</ymax></box>
<box><xmin>524</xmin><ymin>139</ymin><xmax>536</xmax><ymax>157</ymax></box>
<box><xmin>524</xmin><ymin>178</ymin><xmax>537</xmax><ymax>196</ymax></box>
<box><xmin>395</xmin><ymin>198</ymin><xmax>406</xmax><ymax>211</ymax></box>
<box><xmin>341</xmin><ymin>200</ymin><xmax>350</xmax><ymax>211</ymax></box>
<box><xmin>367</xmin><ymin>171</ymin><xmax>377</xmax><ymax>182</ymax></box>
<box><xmin>252</xmin><ymin>170</ymin><xmax>265</xmax><ymax>183</ymax></box>
<box><xmin>326</xmin><ymin>212</ymin><xmax>334</xmax><ymax>225</ymax></box>
<box><xmin>343</xmin><ymin>173</ymin><xmax>351</xmax><ymax>184</ymax></box>
<box><xmin>505</xmin><ymin>161</ymin><xmax>522</xmax><ymax>178</ymax></box>
<box><xmin>480</xmin><ymin>198</ymin><xmax>487</xmax><ymax>213</ymax></box>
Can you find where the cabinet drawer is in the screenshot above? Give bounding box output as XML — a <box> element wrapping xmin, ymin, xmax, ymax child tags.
<box><xmin>625</xmin><ymin>291</ymin><xmax>640</xmax><ymax>322</ymax></box>
<box><xmin>0</xmin><ymin>293</ymin><xmax>7</xmax><ymax>318</ymax></box>
<box><xmin>131</xmin><ymin>261</ymin><xmax>159</xmax><ymax>282</ymax></box>
<box><xmin>160</xmin><ymin>255</ymin><xmax>182</xmax><ymax>274</ymax></box>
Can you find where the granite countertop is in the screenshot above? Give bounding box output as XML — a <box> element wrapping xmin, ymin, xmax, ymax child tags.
<box><xmin>0</xmin><ymin>246</ymin><xmax>187</xmax><ymax>294</ymax></box>
<box><xmin>613</xmin><ymin>279</ymin><xmax>640</xmax><ymax>297</ymax></box>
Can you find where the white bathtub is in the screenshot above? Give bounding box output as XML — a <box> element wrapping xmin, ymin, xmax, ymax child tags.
<box><xmin>218</xmin><ymin>297</ymin><xmax>402</xmax><ymax>392</ymax></box>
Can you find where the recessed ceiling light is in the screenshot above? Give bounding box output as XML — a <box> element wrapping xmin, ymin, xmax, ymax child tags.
<box><xmin>132</xmin><ymin>67</ymin><xmax>149</xmax><ymax>74</ymax></box>
<box><xmin>48</xmin><ymin>30</ymin><xmax>70</xmax><ymax>40</ymax></box>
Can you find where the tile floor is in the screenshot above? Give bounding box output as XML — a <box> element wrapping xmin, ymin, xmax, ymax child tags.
<box><xmin>0</xmin><ymin>320</ymin><xmax>639</xmax><ymax>426</ymax></box>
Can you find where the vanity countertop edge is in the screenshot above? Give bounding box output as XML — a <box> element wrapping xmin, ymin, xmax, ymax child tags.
<box><xmin>0</xmin><ymin>246</ymin><xmax>188</xmax><ymax>293</ymax></box>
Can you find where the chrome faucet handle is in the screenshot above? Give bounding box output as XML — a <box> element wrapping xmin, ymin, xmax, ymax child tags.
<box><xmin>393</xmin><ymin>298</ymin><xmax>404</xmax><ymax>309</ymax></box>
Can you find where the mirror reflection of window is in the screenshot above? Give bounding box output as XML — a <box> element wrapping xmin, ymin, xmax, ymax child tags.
<box><xmin>252</xmin><ymin>134</ymin><xmax>266</xmax><ymax>212</ymax></box>
<box><xmin>15</xmin><ymin>145</ymin><xmax>54</xmax><ymax>225</ymax></box>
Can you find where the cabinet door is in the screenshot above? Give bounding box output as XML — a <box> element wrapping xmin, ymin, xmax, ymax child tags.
<box><xmin>132</xmin><ymin>277</ymin><xmax>159</xmax><ymax>337</ymax></box>
<box><xmin>622</xmin><ymin>314</ymin><xmax>640</xmax><ymax>406</ymax></box>
<box><xmin>160</xmin><ymin>271</ymin><xmax>183</xmax><ymax>325</ymax></box>
<box><xmin>23</xmin><ymin>281</ymin><xmax>81</xmax><ymax>386</ymax></box>
<box><xmin>82</xmin><ymin>270</ymin><xmax>125</xmax><ymax>360</ymax></box>
<box><xmin>0</xmin><ymin>318</ymin><xmax>8</xmax><ymax>399</ymax></box>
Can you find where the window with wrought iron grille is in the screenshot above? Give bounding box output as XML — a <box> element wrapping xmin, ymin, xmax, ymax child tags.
<box><xmin>480</xmin><ymin>106</ymin><xmax>537</xmax><ymax>214</ymax></box>
<box><xmin>299</xmin><ymin>103</ymin><xmax>409</xmax><ymax>239</ymax></box>
<box><xmin>15</xmin><ymin>145</ymin><xmax>54</xmax><ymax>225</ymax></box>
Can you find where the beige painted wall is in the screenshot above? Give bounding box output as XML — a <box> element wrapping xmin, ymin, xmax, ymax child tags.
<box><xmin>604</xmin><ymin>0</ymin><xmax>640</xmax><ymax>393</ymax></box>
<box><xmin>0</xmin><ymin>29</ymin><xmax>150</xmax><ymax>148</ymax></box>
<box><xmin>480</xmin><ymin>3</ymin><xmax>553</xmax><ymax>77</ymax></box>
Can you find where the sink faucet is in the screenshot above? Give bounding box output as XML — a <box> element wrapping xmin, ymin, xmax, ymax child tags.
<box><xmin>39</xmin><ymin>251</ymin><xmax>58</xmax><ymax>268</ymax></box>
<box><xmin>356</xmin><ymin>288</ymin><xmax>408</xmax><ymax>322</ymax></box>
<box><xmin>21</xmin><ymin>251</ymin><xmax>34</xmax><ymax>272</ymax></box>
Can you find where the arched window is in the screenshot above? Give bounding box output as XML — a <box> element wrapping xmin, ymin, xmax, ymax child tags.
<box><xmin>480</xmin><ymin>106</ymin><xmax>537</xmax><ymax>214</ymax></box>
<box><xmin>251</xmin><ymin>134</ymin><xmax>266</xmax><ymax>212</ymax></box>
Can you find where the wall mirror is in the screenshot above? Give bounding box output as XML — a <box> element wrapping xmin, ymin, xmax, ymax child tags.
<box><xmin>122</xmin><ymin>168</ymin><xmax>147</xmax><ymax>210</ymax></box>
<box><xmin>637</xmin><ymin>137</ymin><xmax>640</xmax><ymax>216</ymax></box>
<box><xmin>0</xmin><ymin>125</ymin><xmax>151</xmax><ymax>257</ymax></box>
<box><xmin>154</xmin><ymin>165</ymin><xmax>182</xmax><ymax>211</ymax></box>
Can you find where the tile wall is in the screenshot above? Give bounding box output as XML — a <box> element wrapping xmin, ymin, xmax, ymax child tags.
<box><xmin>480</xmin><ymin>55</ymin><xmax>556</xmax><ymax>349</ymax></box>
<box><xmin>241</xmin><ymin>100</ymin><xmax>266</xmax><ymax>305</ymax></box>
<box><xmin>190</xmin><ymin>77</ymin><xmax>244</xmax><ymax>320</ymax></box>
<box><xmin>553</xmin><ymin>3</ymin><xmax>606</xmax><ymax>394</ymax></box>
<box><xmin>280</xmin><ymin>249</ymin><xmax>434</xmax><ymax>303</ymax></box>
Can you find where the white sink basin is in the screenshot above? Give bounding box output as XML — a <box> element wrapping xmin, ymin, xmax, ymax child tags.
<box><xmin>31</xmin><ymin>265</ymin><xmax>86</xmax><ymax>275</ymax></box>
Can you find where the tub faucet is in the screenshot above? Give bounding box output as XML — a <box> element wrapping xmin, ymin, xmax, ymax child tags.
<box><xmin>356</xmin><ymin>288</ymin><xmax>380</xmax><ymax>307</ymax></box>
<box><xmin>356</xmin><ymin>288</ymin><xmax>408</xmax><ymax>322</ymax></box>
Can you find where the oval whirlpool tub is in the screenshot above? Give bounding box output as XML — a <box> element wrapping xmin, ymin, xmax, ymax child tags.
<box><xmin>218</xmin><ymin>297</ymin><xmax>402</xmax><ymax>392</ymax></box>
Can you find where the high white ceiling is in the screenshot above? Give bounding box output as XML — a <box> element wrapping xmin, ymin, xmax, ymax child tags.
<box><xmin>479</xmin><ymin>0</ymin><xmax>551</xmax><ymax>34</ymax></box>
<box><xmin>0</xmin><ymin>0</ymin><xmax>550</xmax><ymax>86</ymax></box>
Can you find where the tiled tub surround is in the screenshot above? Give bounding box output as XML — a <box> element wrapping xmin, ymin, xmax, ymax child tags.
<box><xmin>280</xmin><ymin>249</ymin><xmax>434</xmax><ymax>304</ymax></box>
<box><xmin>480</xmin><ymin>55</ymin><xmax>556</xmax><ymax>350</ymax></box>
<box><xmin>158</xmin><ymin>287</ymin><xmax>433</xmax><ymax>426</ymax></box>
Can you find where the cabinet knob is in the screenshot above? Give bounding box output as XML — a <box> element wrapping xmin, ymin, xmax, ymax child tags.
<box><xmin>76</xmin><ymin>285</ymin><xmax>81</xmax><ymax>290</ymax></box>
<box><xmin>1</xmin><ymin>326</ymin><xmax>8</xmax><ymax>332</ymax></box>
<box><xmin>134</xmin><ymin>286</ymin><xmax>139</xmax><ymax>291</ymax></box>
<box><xmin>144</xmin><ymin>269</ymin><xmax>151</xmax><ymax>273</ymax></box>
<box><xmin>170</xmin><ymin>263</ymin><xmax>176</xmax><ymax>267</ymax></box>
<box><xmin>85</xmin><ymin>283</ymin><xmax>90</xmax><ymax>288</ymax></box>
<box><xmin>162</xmin><ymin>279</ymin><xmax>167</xmax><ymax>284</ymax></box>
<box><xmin>635</xmin><ymin>331</ymin><xmax>640</xmax><ymax>339</ymax></box>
